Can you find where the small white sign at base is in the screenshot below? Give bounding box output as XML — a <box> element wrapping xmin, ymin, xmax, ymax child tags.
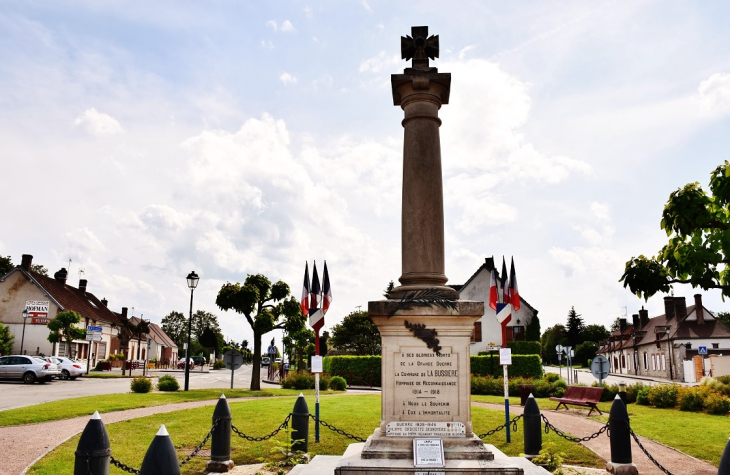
<box><xmin>311</xmin><ymin>355</ymin><xmax>323</xmax><ymax>373</ymax></box>
<box><xmin>499</xmin><ymin>348</ymin><xmax>512</xmax><ymax>365</ymax></box>
<box><xmin>413</xmin><ymin>438</ymin><xmax>445</xmax><ymax>467</ymax></box>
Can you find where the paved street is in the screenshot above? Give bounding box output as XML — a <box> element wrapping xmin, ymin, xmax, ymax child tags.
<box><xmin>0</xmin><ymin>364</ymin><xmax>280</xmax><ymax>411</ymax></box>
<box><xmin>543</xmin><ymin>365</ymin><xmax>692</xmax><ymax>387</ymax></box>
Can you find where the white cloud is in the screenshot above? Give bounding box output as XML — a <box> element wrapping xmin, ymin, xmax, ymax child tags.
<box><xmin>280</xmin><ymin>20</ymin><xmax>295</xmax><ymax>32</ymax></box>
<box><xmin>266</xmin><ymin>20</ymin><xmax>278</xmax><ymax>31</ymax></box>
<box><xmin>458</xmin><ymin>46</ymin><xmax>475</xmax><ymax>60</ymax></box>
<box><xmin>74</xmin><ymin>108</ymin><xmax>123</xmax><ymax>137</ymax></box>
<box><xmin>313</xmin><ymin>74</ymin><xmax>333</xmax><ymax>89</ymax></box>
<box><xmin>549</xmin><ymin>247</ymin><xmax>585</xmax><ymax>278</ymax></box>
<box><xmin>303</xmin><ymin>6</ymin><xmax>313</xmax><ymax>19</ymax></box>
<box><xmin>280</xmin><ymin>72</ymin><xmax>298</xmax><ymax>85</ymax></box>
<box><xmin>65</xmin><ymin>227</ymin><xmax>106</xmax><ymax>257</ymax></box>
<box><xmin>359</xmin><ymin>51</ymin><xmax>400</xmax><ymax>73</ymax></box>
<box><xmin>360</xmin><ymin>0</ymin><xmax>372</xmax><ymax>13</ymax></box>
<box><xmin>697</xmin><ymin>72</ymin><xmax>730</xmax><ymax>113</ymax></box>
<box><xmin>260</xmin><ymin>40</ymin><xmax>274</xmax><ymax>49</ymax></box>
<box><xmin>590</xmin><ymin>202</ymin><xmax>610</xmax><ymax>221</ymax></box>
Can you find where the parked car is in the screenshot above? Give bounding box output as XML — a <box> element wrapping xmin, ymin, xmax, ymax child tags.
<box><xmin>37</xmin><ymin>356</ymin><xmax>62</xmax><ymax>377</ymax></box>
<box><xmin>177</xmin><ymin>356</ymin><xmax>206</xmax><ymax>369</ymax></box>
<box><xmin>261</xmin><ymin>356</ymin><xmax>271</xmax><ymax>366</ymax></box>
<box><xmin>0</xmin><ymin>355</ymin><xmax>57</xmax><ymax>383</ymax></box>
<box><xmin>52</xmin><ymin>357</ymin><xmax>86</xmax><ymax>380</ymax></box>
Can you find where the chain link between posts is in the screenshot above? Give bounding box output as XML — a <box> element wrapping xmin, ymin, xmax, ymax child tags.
<box><xmin>232</xmin><ymin>413</ymin><xmax>292</xmax><ymax>441</ymax></box>
<box><xmin>110</xmin><ymin>456</ymin><xmax>140</xmax><ymax>474</ymax></box>
<box><xmin>311</xmin><ymin>414</ymin><xmax>367</xmax><ymax>442</ymax></box>
<box><xmin>179</xmin><ymin>417</ymin><xmax>220</xmax><ymax>466</ymax></box>
<box><xmin>477</xmin><ymin>414</ymin><xmax>522</xmax><ymax>439</ymax></box>
<box><xmin>626</xmin><ymin>421</ymin><xmax>673</xmax><ymax>475</ymax></box>
<box><xmin>541</xmin><ymin>414</ymin><xmax>609</xmax><ymax>442</ymax></box>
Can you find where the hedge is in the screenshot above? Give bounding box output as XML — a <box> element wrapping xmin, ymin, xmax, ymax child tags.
<box><xmin>324</xmin><ymin>355</ymin><xmax>382</xmax><ymax>387</ymax></box>
<box><xmin>506</xmin><ymin>341</ymin><xmax>541</xmax><ymax>355</ymax></box>
<box><xmin>471</xmin><ymin>355</ymin><xmax>542</xmax><ymax>379</ymax></box>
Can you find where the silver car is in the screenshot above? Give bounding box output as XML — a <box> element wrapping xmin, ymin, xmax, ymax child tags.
<box><xmin>52</xmin><ymin>357</ymin><xmax>86</xmax><ymax>379</ymax></box>
<box><xmin>0</xmin><ymin>355</ymin><xmax>57</xmax><ymax>383</ymax></box>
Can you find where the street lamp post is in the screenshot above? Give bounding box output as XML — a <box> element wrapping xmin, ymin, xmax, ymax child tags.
<box><xmin>184</xmin><ymin>271</ymin><xmax>199</xmax><ymax>391</ymax></box>
<box><xmin>20</xmin><ymin>309</ymin><xmax>29</xmax><ymax>355</ymax></box>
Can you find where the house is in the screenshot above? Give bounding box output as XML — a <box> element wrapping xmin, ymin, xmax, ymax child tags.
<box><xmin>127</xmin><ymin>316</ymin><xmax>179</xmax><ymax>364</ymax></box>
<box><xmin>453</xmin><ymin>257</ymin><xmax>539</xmax><ymax>355</ymax></box>
<box><xmin>597</xmin><ymin>294</ymin><xmax>730</xmax><ymax>382</ymax></box>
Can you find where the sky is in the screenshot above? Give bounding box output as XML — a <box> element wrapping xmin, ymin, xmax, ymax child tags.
<box><xmin>2</xmin><ymin>0</ymin><xmax>730</xmax><ymax>348</ymax></box>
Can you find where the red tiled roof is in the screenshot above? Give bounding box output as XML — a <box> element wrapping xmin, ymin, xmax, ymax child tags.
<box><xmin>149</xmin><ymin>323</ymin><xmax>178</xmax><ymax>348</ymax></box>
<box><xmin>24</xmin><ymin>269</ymin><xmax>123</xmax><ymax>326</ymax></box>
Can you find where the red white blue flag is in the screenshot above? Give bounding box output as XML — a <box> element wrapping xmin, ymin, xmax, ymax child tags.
<box><xmin>488</xmin><ymin>258</ymin><xmax>498</xmax><ymax>310</ymax></box>
<box><xmin>322</xmin><ymin>261</ymin><xmax>332</xmax><ymax>315</ymax></box>
<box><xmin>310</xmin><ymin>261</ymin><xmax>321</xmax><ymax>311</ymax></box>
<box><xmin>508</xmin><ymin>257</ymin><xmax>520</xmax><ymax>311</ymax></box>
<box><xmin>500</xmin><ymin>257</ymin><xmax>509</xmax><ymax>304</ymax></box>
<box><xmin>300</xmin><ymin>262</ymin><xmax>310</xmax><ymax>317</ymax></box>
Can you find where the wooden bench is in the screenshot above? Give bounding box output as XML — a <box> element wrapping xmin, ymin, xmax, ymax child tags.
<box><xmin>549</xmin><ymin>386</ymin><xmax>604</xmax><ymax>416</ymax></box>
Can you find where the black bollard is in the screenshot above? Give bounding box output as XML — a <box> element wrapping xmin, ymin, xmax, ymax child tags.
<box><xmin>291</xmin><ymin>393</ymin><xmax>310</xmax><ymax>453</ymax></box>
<box><xmin>74</xmin><ymin>411</ymin><xmax>111</xmax><ymax>475</ymax></box>
<box><xmin>606</xmin><ymin>395</ymin><xmax>638</xmax><ymax>474</ymax></box>
<box><xmin>523</xmin><ymin>393</ymin><xmax>542</xmax><ymax>459</ymax></box>
<box><xmin>719</xmin><ymin>437</ymin><xmax>730</xmax><ymax>475</ymax></box>
<box><xmin>207</xmin><ymin>394</ymin><xmax>234</xmax><ymax>472</ymax></box>
<box><xmin>139</xmin><ymin>425</ymin><xmax>181</xmax><ymax>475</ymax></box>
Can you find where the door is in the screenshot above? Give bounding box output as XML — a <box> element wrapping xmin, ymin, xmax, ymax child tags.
<box><xmin>0</xmin><ymin>356</ymin><xmax>9</xmax><ymax>376</ymax></box>
<box><xmin>7</xmin><ymin>356</ymin><xmax>31</xmax><ymax>378</ymax></box>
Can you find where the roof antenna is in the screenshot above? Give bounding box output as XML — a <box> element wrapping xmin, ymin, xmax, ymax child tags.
<box><xmin>68</xmin><ymin>258</ymin><xmax>72</xmax><ymax>275</ymax></box>
<box><xmin>79</xmin><ymin>268</ymin><xmax>85</xmax><ymax>279</ymax></box>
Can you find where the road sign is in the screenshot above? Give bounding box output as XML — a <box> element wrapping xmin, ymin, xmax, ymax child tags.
<box><xmin>555</xmin><ymin>344</ymin><xmax>563</xmax><ymax>353</ymax></box>
<box><xmin>591</xmin><ymin>355</ymin><xmax>609</xmax><ymax>385</ymax></box>
<box><xmin>223</xmin><ymin>350</ymin><xmax>244</xmax><ymax>371</ymax></box>
<box><xmin>87</xmin><ymin>325</ymin><xmax>102</xmax><ymax>332</ymax></box>
<box><xmin>698</xmin><ymin>346</ymin><xmax>708</xmax><ymax>355</ymax></box>
<box><xmin>86</xmin><ymin>334</ymin><xmax>103</xmax><ymax>341</ymax></box>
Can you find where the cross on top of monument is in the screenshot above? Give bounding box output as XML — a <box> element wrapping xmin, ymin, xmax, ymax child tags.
<box><xmin>400</xmin><ymin>26</ymin><xmax>439</xmax><ymax>72</ymax></box>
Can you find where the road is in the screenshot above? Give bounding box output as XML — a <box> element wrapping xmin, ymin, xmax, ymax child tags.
<box><xmin>543</xmin><ymin>365</ymin><xmax>688</xmax><ymax>387</ymax></box>
<box><xmin>0</xmin><ymin>365</ymin><xmax>281</xmax><ymax>411</ymax></box>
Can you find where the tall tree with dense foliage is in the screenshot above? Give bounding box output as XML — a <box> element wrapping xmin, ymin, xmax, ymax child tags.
<box><xmin>329</xmin><ymin>310</ymin><xmax>381</xmax><ymax>355</ymax></box>
<box><xmin>216</xmin><ymin>274</ymin><xmax>304</xmax><ymax>390</ymax></box>
<box><xmin>0</xmin><ymin>256</ymin><xmax>13</xmax><ymax>276</ymax></box>
<box><xmin>540</xmin><ymin>324</ymin><xmax>567</xmax><ymax>364</ymax></box>
<box><xmin>161</xmin><ymin>311</ymin><xmax>187</xmax><ymax>348</ymax></box>
<box><xmin>525</xmin><ymin>311</ymin><xmax>541</xmax><ymax>341</ymax></box>
<box><xmin>30</xmin><ymin>264</ymin><xmax>48</xmax><ymax>276</ymax></box>
<box><xmin>582</xmin><ymin>324</ymin><xmax>609</xmax><ymax>343</ymax></box>
<box><xmin>621</xmin><ymin>160</ymin><xmax>730</xmax><ymax>300</ymax></box>
<box><xmin>0</xmin><ymin>323</ymin><xmax>14</xmax><ymax>355</ymax></box>
<box><xmin>47</xmin><ymin>310</ymin><xmax>86</xmax><ymax>359</ymax></box>
<box><xmin>565</xmin><ymin>307</ymin><xmax>584</xmax><ymax>348</ymax></box>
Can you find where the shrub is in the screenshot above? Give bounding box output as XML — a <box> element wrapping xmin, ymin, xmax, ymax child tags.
<box><xmin>677</xmin><ymin>386</ymin><xmax>710</xmax><ymax>412</ymax></box>
<box><xmin>701</xmin><ymin>377</ymin><xmax>730</xmax><ymax>397</ymax></box>
<box><xmin>544</xmin><ymin>373</ymin><xmax>560</xmax><ymax>383</ymax></box>
<box><xmin>552</xmin><ymin>386</ymin><xmax>566</xmax><ymax>398</ymax></box>
<box><xmin>329</xmin><ymin>376</ymin><xmax>347</xmax><ymax>391</ymax></box>
<box><xmin>213</xmin><ymin>359</ymin><xmax>225</xmax><ymax>369</ymax></box>
<box><xmin>156</xmin><ymin>374</ymin><xmax>180</xmax><ymax>392</ymax></box>
<box><xmin>471</xmin><ymin>355</ymin><xmax>543</xmax><ymax>379</ymax></box>
<box><xmin>625</xmin><ymin>382</ymin><xmax>647</xmax><ymax>404</ymax></box>
<box><xmin>532</xmin><ymin>379</ymin><xmax>552</xmax><ymax>398</ymax></box>
<box><xmin>703</xmin><ymin>393</ymin><xmax>730</xmax><ymax>415</ymax></box>
<box><xmin>647</xmin><ymin>384</ymin><xmax>679</xmax><ymax>408</ymax></box>
<box><xmin>130</xmin><ymin>376</ymin><xmax>152</xmax><ymax>393</ymax></box>
<box><xmin>506</xmin><ymin>341</ymin><xmax>541</xmax><ymax>355</ymax></box>
<box><xmin>636</xmin><ymin>387</ymin><xmax>651</xmax><ymax>405</ymax></box>
<box><xmin>281</xmin><ymin>372</ymin><xmax>329</xmax><ymax>390</ymax></box>
<box><xmin>324</xmin><ymin>356</ymin><xmax>381</xmax><ymax>387</ymax></box>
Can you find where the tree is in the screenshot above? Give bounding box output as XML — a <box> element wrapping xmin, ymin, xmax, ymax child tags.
<box><xmin>574</xmin><ymin>341</ymin><xmax>599</xmax><ymax>367</ymax></box>
<box><xmin>620</xmin><ymin>160</ymin><xmax>730</xmax><ymax>300</ymax></box>
<box><xmin>284</xmin><ymin>326</ymin><xmax>315</xmax><ymax>371</ymax></box>
<box><xmin>582</xmin><ymin>324</ymin><xmax>609</xmax><ymax>343</ymax></box>
<box><xmin>540</xmin><ymin>324</ymin><xmax>567</xmax><ymax>364</ymax></box>
<box><xmin>329</xmin><ymin>310</ymin><xmax>381</xmax><ymax>355</ymax></box>
<box><xmin>610</xmin><ymin>317</ymin><xmax>622</xmax><ymax>332</ymax></box>
<box><xmin>114</xmin><ymin>314</ymin><xmax>150</xmax><ymax>375</ymax></box>
<box><xmin>565</xmin><ymin>307</ymin><xmax>584</xmax><ymax>348</ymax></box>
<box><xmin>161</xmin><ymin>311</ymin><xmax>187</xmax><ymax>348</ymax></box>
<box><xmin>192</xmin><ymin>310</ymin><xmax>221</xmax><ymax>340</ymax></box>
<box><xmin>716</xmin><ymin>312</ymin><xmax>730</xmax><ymax>328</ymax></box>
<box><xmin>216</xmin><ymin>274</ymin><xmax>304</xmax><ymax>390</ymax></box>
<box><xmin>30</xmin><ymin>264</ymin><xmax>48</xmax><ymax>276</ymax></box>
<box><xmin>47</xmin><ymin>310</ymin><xmax>86</xmax><ymax>359</ymax></box>
<box><xmin>525</xmin><ymin>311</ymin><xmax>541</xmax><ymax>341</ymax></box>
<box><xmin>0</xmin><ymin>323</ymin><xmax>14</xmax><ymax>355</ymax></box>
<box><xmin>0</xmin><ymin>256</ymin><xmax>13</xmax><ymax>276</ymax></box>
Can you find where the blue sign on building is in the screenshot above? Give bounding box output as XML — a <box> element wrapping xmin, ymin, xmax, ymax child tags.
<box><xmin>698</xmin><ymin>346</ymin><xmax>708</xmax><ymax>355</ymax></box>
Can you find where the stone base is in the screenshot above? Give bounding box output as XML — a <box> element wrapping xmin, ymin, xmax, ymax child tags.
<box><xmin>206</xmin><ymin>459</ymin><xmax>234</xmax><ymax>472</ymax></box>
<box><xmin>605</xmin><ymin>462</ymin><xmax>638</xmax><ymax>475</ymax></box>
<box><xmin>360</xmin><ymin>430</ymin><xmax>493</xmax><ymax>461</ymax></box>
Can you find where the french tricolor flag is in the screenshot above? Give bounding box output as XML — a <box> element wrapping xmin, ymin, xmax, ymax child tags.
<box><xmin>488</xmin><ymin>259</ymin><xmax>498</xmax><ymax>311</ymax></box>
<box><xmin>300</xmin><ymin>262</ymin><xmax>310</xmax><ymax>317</ymax></box>
<box><xmin>310</xmin><ymin>261</ymin><xmax>321</xmax><ymax>311</ymax></box>
<box><xmin>322</xmin><ymin>261</ymin><xmax>332</xmax><ymax>315</ymax></box>
<box><xmin>508</xmin><ymin>257</ymin><xmax>520</xmax><ymax>311</ymax></box>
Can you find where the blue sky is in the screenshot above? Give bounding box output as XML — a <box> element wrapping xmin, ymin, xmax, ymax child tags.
<box><xmin>2</xmin><ymin>1</ymin><xmax>730</xmax><ymax>345</ymax></box>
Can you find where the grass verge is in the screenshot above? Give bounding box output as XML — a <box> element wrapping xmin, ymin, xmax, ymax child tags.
<box><xmin>28</xmin><ymin>394</ymin><xmax>602</xmax><ymax>474</ymax></box>
<box><xmin>0</xmin><ymin>389</ymin><xmax>326</xmax><ymax>427</ymax></box>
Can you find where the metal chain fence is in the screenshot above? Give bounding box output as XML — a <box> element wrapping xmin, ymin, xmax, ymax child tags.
<box><xmin>179</xmin><ymin>417</ymin><xmax>220</xmax><ymax>467</ymax></box>
<box><xmin>541</xmin><ymin>414</ymin><xmax>609</xmax><ymax>443</ymax></box>
<box><xmin>311</xmin><ymin>414</ymin><xmax>366</xmax><ymax>442</ymax></box>
<box><xmin>477</xmin><ymin>414</ymin><xmax>522</xmax><ymax>439</ymax></box>
<box><xmin>110</xmin><ymin>456</ymin><xmax>140</xmax><ymax>474</ymax></box>
<box><xmin>232</xmin><ymin>413</ymin><xmax>292</xmax><ymax>441</ymax></box>
<box><xmin>626</xmin><ymin>422</ymin><xmax>673</xmax><ymax>475</ymax></box>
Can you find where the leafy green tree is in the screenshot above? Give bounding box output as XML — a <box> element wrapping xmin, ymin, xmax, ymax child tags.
<box><xmin>161</xmin><ymin>311</ymin><xmax>187</xmax><ymax>348</ymax></box>
<box><xmin>716</xmin><ymin>312</ymin><xmax>730</xmax><ymax>327</ymax></box>
<box><xmin>574</xmin><ymin>341</ymin><xmax>599</xmax><ymax>367</ymax></box>
<box><xmin>0</xmin><ymin>323</ymin><xmax>14</xmax><ymax>355</ymax></box>
<box><xmin>565</xmin><ymin>307</ymin><xmax>584</xmax><ymax>348</ymax></box>
<box><xmin>329</xmin><ymin>310</ymin><xmax>381</xmax><ymax>355</ymax></box>
<box><xmin>30</xmin><ymin>264</ymin><xmax>48</xmax><ymax>276</ymax></box>
<box><xmin>216</xmin><ymin>274</ymin><xmax>304</xmax><ymax>390</ymax></box>
<box><xmin>610</xmin><ymin>317</ymin><xmax>621</xmax><ymax>332</ymax></box>
<box><xmin>47</xmin><ymin>311</ymin><xmax>86</xmax><ymax>359</ymax></box>
<box><xmin>0</xmin><ymin>256</ymin><xmax>13</xmax><ymax>276</ymax></box>
<box><xmin>582</xmin><ymin>324</ymin><xmax>609</xmax><ymax>343</ymax></box>
<box><xmin>525</xmin><ymin>311</ymin><xmax>541</xmax><ymax>341</ymax></box>
<box><xmin>284</xmin><ymin>326</ymin><xmax>315</xmax><ymax>371</ymax></box>
<box><xmin>620</xmin><ymin>160</ymin><xmax>730</xmax><ymax>300</ymax></box>
<box><xmin>540</xmin><ymin>324</ymin><xmax>567</xmax><ymax>364</ymax></box>
<box><xmin>192</xmin><ymin>310</ymin><xmax>221</xmax><ymax>340</ymax></box>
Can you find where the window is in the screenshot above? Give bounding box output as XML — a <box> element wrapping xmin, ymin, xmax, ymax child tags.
<box><xmin>661</xmin><ymin>353</ymin><xmax>666</xmax><ymax>371</ymax></box>
<box><xmin>643</xmin><ymin>353</ymin><xmax>648</xmax><ymax>370</ymax></box>
<box><xmin>471</xmin><ymin>322</ymin><xmax>482</xmax><ymax>343</ymax></box>
<box><xmin>621</xmin><ymin>355</ymin><xmax>625</xmax><ymax>368</ymax></box>
<box><xmin>686</xmin><ymin>343</ymin><xmax>692</xmax><ymax>349</ymax></box>
<box><xmin>651</xmin><ymin>354</ymin><xmax>656</xmax><ymax>371</ymax></box>
<box><xmin>512</xmin><ymin>326</ymin><xmax>524</xmax><ymax>341</ymax></box>
<box><xmin>97</xmin><ymin>342</ymin><xmax>107</xmax><ymax>359</ymax></box>
<box><xmin>712</xmin><ymin>343</ymin><xmax>719</xmax><ymax>349</ymax></box>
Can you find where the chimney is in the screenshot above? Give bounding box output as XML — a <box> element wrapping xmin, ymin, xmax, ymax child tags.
<box><xmin>121</xmin><ymin>307</ymin><xmax>128</xmax><ymax>318</ymax></box>
<box><xmin>54</xmin><ymin>268</ymin><xmax>68</xmax><ymax>285</ymax></box>
<box><xmin>21</xmin><ymin>254</ymin><xmax>33</xmax><ymax>271</ymax></box>
<box><xmin>79</xmin><ymin>279</ymin><xmax>88</xmax><ymax>294</ymax></box>
<box><xmin>101</xmin><ymin>298</ymin><xmax>108</xmax><ymax>307</ymax></box>
<box><xmin>632</xmin><ymin>313</ymin><xmax>639</xmax><ymax>329</ymax></box>
<box><xmin>619</xmin><ymin>318</ymin><xmax>627</xmax><ymax>333</ymax></box>
<box><xmin>674</xmin><ymin>296</ymin><xmax>687</xmax><ymax>320</ymax></box>
<box><xmin>694</xmin><ymin>294</ymin><xmax>704</xmax><ymax>325</ymax></box>
<box><xmin>639</xmin><ymin>307</ymin><xmax>649</xmax><ymax>327</ymax></box>
<box><xmin>664</xmin><ymin>297</ymin><xmax>675</xmax><ymax>320</ymax></box>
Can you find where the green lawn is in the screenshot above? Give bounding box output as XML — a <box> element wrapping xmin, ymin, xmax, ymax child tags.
<box><xmin>0</xmin><ymin>388</ymin><xmax>325</xmax><ymax>427</ymax></box>
<box><xmin>28</xmin><ymin>394</ymin><xmax>603</xmax><ymax>474</ymax></box>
